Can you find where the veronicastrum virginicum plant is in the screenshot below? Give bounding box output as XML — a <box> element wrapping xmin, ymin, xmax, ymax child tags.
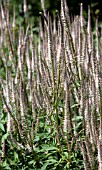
<box><xmin>0</xmin><ymin>0</ymin><xmax>102</xmax><ymax>169</ymax></box>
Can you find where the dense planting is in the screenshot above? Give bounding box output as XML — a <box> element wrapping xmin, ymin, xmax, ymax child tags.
<box><xmin>0</xmin><ymin>0</ymin><xmax>102</xmax><ymax>169</ymax></box>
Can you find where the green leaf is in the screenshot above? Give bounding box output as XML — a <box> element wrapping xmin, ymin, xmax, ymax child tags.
<box><xmin>0</xmin><ymin>123</ymin><xmax>5</xmax><ymax>132</ymax></box>
<box><xmin>47</xmin><ymin>159</ymin><xmax>57</xmax><ymax>163</ymax></box>
<box><xmin>28</xmin><ymin>160</ymin><xmax>35</xmax><ymax>165</ymax></box>
<box><xmin>41</xmin><ymin>145</ymin><xmax>58</xmax><ymax>151</ymax></box>
<box><xmin>14</xmin><ymin>151</ymin><xmax>18</xmax><ymax>161</ymax></box>
<box><xmin>0</xmin><ymin>69</ymin><xmax>6</xmax><ymax>79</ymax></box>
<box><xmin>2</xmin><ymin>160</ymin><xmax>7</xmax><ymax>167</ymax></box>
<box><xmin>71</xmin><ymin>103</ymin><xmax>79</xmax><ymax>108</ymax></box>
<box><xmin>1</xmin><ymin>133</ymin><xmax>9</xmax><ymax>142</ymax></box>
<box><xmin>64</xmin><ymin>152</ymin><xmax>68</xmax><ymax>159</ymax></box>
<box><xmin>2</xmin><ymin>160</ymin><xmax>11</xmax><ymax>169</ymax></box>
<box><xmin>72</xmin><ymin>116</ymin><xmax>83</xmax><ymax>121</ymax></box>
<box><xmin>45</xmin><ymin>151</ymin><xmax>58</xmax><ymax>157</ymax></box>
<box><xmin>34</xmin><ymin>136</ymin><xmax>40</xmax><ymax>142</ymax></box>
<box><xmin>75</xmin><ymin>122</ymin><xmax>82</xmax><ymax>129</ymax></box>
<box><xmin>41</xmin><ymin>162</ymin><xmax>49</xmax><ymax>170</ymax></box>
<box><xmin>4</xmin><ymin>47</ymin><xmax>9</xmax><ymax>54</ymax></box>
<box><xmin>8</xmin><ymin>159</ymin><xmax>16</xmax><ymax>166</ymax></box>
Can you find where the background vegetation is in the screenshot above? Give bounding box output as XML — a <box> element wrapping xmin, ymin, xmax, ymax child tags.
<box><xmin>4</xmin><ymin>0</ymin><xmax>102</xmax><ymax>28</ymax></box>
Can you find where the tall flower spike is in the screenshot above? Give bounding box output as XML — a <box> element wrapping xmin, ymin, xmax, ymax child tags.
<box><xmin>19</xmin><ymin>77</ymin><xmax>25</xmax><ymax>117</ymax></box>
<box><xmin>47</xmin><ymin>13</ymin><xmax>56</xmax><ymax>91</ymax></box>
<box><xmin>0</xmin><ymin>3</ymin><xmax>6</xmax><ymax>28</ymax></box>
<box><xmin>12</xmin><ymin>6</ymin><xmax>15</xmax><ymax>28</ymax></box>
<box><xmin>61</xmin><ymin>0</ymin><xmax>66</xmax><ymax>29</ymax></box>
<box><xmin>5</xmin><ymin>0</ymin><xmax>10</xmax><ymax>26</ymax></box>
<box><xmin>63</xmin><ymin>73</ymin><xmax>72</xmax><ymax>136</ymax></box>
<box><xmin>80</xmin><ymin>141</ymin><xmax>90</xmax><ymax>170</ymax></box>
<box><xmin>6</xmin><ymin>67</ymin><xmax>11</xmax><ymax>132</ymax></box>
<box><xmin>23</xmin><ymin>0</ymin><xmax>28</xmax><ymax>25</ymax></box>
<box><xmin>96</xmin><ymin>18</ymin><xmax>99</xmax><ymax>61</ymax></box>
<box><xmin>26</xmin><ymin>42</ymin><xmax>31</xmax><ymax>90</ymax></box>
<box><xmin>24</xmin><ymin>0</ymin><xmax>27</xmax><ymax>14</ymax></box>
<box><xmin>87</xmin><ymin>5</ymin><xmax>92</xmax><ymax>54</ymax></box>
<box><xmin>41</xmin><ymin>0</ymin><xmax>47</xmax><ymax>18</ymax></box>
<box><xmin>97</xmin><ymin>140</ymin><xmax>102</xmax><ymax>170</ymax></box>
<box><xmin>80</xmin><ymin>3</ymin><xmax>84</xmax><ymax>28</ymax></box>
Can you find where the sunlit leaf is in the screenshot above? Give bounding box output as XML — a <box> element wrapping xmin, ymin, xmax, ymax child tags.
<box><xmin>0</xmin><ymin>123</ymin><xmax>5</xmax><ymax>132</ymax></box>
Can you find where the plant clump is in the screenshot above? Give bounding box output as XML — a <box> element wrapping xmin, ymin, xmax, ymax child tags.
<box><xmin>0</xmin><ymin>0</ymin><xmax>102</xmax><ymax>169</ymax></box>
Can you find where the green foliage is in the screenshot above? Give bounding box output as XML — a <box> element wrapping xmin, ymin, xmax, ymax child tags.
<box><xmin>0</xmin><ymin>129</ymin><xmax>83</xmax><ymax>169</ymax></box>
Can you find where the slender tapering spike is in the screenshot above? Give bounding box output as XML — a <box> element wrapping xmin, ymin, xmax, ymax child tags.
<box><xmin>61</xmin><ymin>0</ymin><xmax>66</xmax><ymax>28</ymax></box>
<box><xmin>19</xmin><ymin>77</ymin><xmax>25</xmax><ymax>117</ymax></box>
<box><xmin>80</xmin><ymin>141</ymin><xmax>90</xmax><ymax>170</ymax></box>
<box><xmin>85</xmin><ymin>138</ymin><xmax>96</xmax><ymax>168</ymax></box>
<box><xmin>5</xmin><ymin>67</ymin><xmax>11</xmax><ymax>132</ymax></box>
<box><xmin>12</xmin><ymin>6</ymin><xmax>15</xmax><ymax>28</ymax></box>
<box><xmin>96</xmin><ymin>18</ymin><xmax>99</xmax><ymax>61</ymax></box>
<box><xmin>0</xmin><ymin>3</ymin><xmax>6</xmax><ymax>28</ymax></box>
<box><xmin>23</xmin><ymin>0</ymin><xmax>28</xmax><ymax>25</ymax></box>
<box><xmin>97</xmin><ymin>140</ymin><xmax>102</xmax><ymax>170</ymax></box>
<box><xmin>87</xmin><ymin>5</ymin><xmax>92</xmax><ymax>53</ymax></box>
<box><xmin>23</xmin><ymin>0</ymin><xmax>27</xmax><ymax>14</ymax></box>
<box><xmin>6</xmin><ymin>0</ymin><xmax>10</xmax><ymax>26</ymax></box>
<box><xmin>41</xmin><ymin>0</ymin><xmax>47</xmax><ymax>18</ymax></box>
<box><xmin>80</xmin><ymin>3</ymin><xmax>83</xmax><ymax>28</ymax></box>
